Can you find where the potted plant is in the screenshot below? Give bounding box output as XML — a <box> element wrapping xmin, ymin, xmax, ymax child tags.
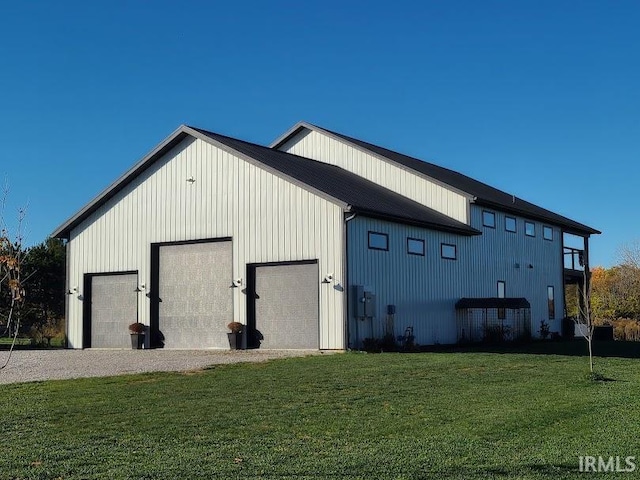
<box><xmin>227</xmin><ymin>322</ymin><xmax>243</xmax><ymax>350</ymax></box>
<box><xmin>129</xmin><ymin>322</ymin><xmax>145</xmax><ymax>349</ymax></box>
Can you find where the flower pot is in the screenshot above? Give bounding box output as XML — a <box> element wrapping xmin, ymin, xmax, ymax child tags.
<box><xmin>130</xmin><ymin>333</ymin><xmax>145</xmax><ymax>349</ymax></box>
<box><xmin>227</xmin><ymin>332</ymin><xmax>242</xmax><ymax>350</ymax></box>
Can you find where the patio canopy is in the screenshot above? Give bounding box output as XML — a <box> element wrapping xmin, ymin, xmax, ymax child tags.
<box><xmin>455</xmin><ymin>297</ymin><xmax>531</xmax><ymax>310</ymax></box>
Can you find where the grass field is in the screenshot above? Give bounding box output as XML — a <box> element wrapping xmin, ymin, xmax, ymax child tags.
<box><xmin>2</xmin><ymin>343</ymin><xmax>640</xmax><ymax>479</ymax></box>
<box><xmin>0</xmin><ymin>336</ymin><xmax>65</xmax><ymax>349</ymax></box>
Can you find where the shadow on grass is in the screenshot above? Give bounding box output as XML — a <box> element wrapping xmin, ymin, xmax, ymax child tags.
<box><xmin>417</xmin><ymin>462</ymin><xmax>578</xmax><ymax>479</ymax></box>
<box><xmin>419</xmin><ymin>340</ymin><xmax>640</xmax><ymax>359</ymax></box>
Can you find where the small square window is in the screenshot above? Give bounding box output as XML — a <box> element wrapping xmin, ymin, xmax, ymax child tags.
<box><xmin>482</xmin><ymin>211</ymin><xmax>496</xmax><ymax>228</ymax></box>
<box><xmin>543</xmin><ymin>226</ymin><xmax>553</xmax><ymax>241</ymax></box>
<box><xmin>441</xmin><ymin>243</ymin><xmax>456</xmax><ymax>260</ymax></box>
<box><xmin>505</xmin><ymin>216</ymin><xmax>516</xmax><ymax>233</ymax></box>
<box><xmin>525</xmin><ymin>221</ymin><xmax>535</xmax><ymax>237</ymax></box>
<box><xmin>368</xmin><ymin>231</ymin><xmax>388</xmax><ymax>251</ymax></box>
<box><xmin>407</xmin><ymin>238</ymin><xmax>425</xmax><ymax>256</ymax></box>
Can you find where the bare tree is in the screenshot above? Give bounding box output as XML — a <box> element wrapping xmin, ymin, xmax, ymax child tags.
<box><xmin>0</xmin><ymin>185</ymin><xmax>27</xmax><ymax>370</ymax></box>
<box><xmin>574</xmin><ymin>268</ymin><xmax>595</xmax><ymax>372</ymax></box>
<box><xmin>618</xmin><ymin>239</ymin><xmax>640</xmax><ymax>269</ymax></box>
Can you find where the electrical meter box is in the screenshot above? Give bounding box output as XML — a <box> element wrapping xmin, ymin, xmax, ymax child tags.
<box><xmin>353</xmin><ymin>286</ymin><xmax>376</xmax><ymax>318</ymax></box>
<box><xmin>364</xmin><ymin>291</ymin><xmax>376</xmax><ymax>317</ymax></box>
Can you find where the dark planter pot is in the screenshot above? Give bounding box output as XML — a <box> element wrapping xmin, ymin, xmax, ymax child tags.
<box><xmin>131</xmin><ymin>333</ymin><xmax>145</xmax><ymax>349</ymax></box>
<box><xmin>227</xmin><ymin>332</ymin><xmax>243</xmax><ymax>350</ymax></box>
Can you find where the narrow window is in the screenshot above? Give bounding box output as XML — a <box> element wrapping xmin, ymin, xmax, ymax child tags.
<box><xmin>441</xmin><ymin>243</ymin><xmax>456</xmax><ymax>260</ymax></box>
<box><xmin>525</xmin><ymin>221</ymin><xmax>535</xmax><ymax>237</ymax></box>
<box><xmin>407</xmin><ymin>237</ymin><xmax>425</xmax><ymax>256</ymax></box>
<box><xmin>543</xmin><ymin>226</ymin><xmax>553</xmax><ymax>241</ymax></box>
<box><xmin>548</xmin><ymin>286</ymin><xmax>555</xmax><ymax>319</ymax></box>
<box><xmin>497</xmin><ymin>281</ymin><xmax>506</xmax><ymax>319</ymax></box>
<box><xmin>368</xmin><ymin>232</ymin><xmax>388</xmax><ymax>251</ymax></box>
<box><xmin>505</xmin><ymin>216</ymin><xmax>516</xmax><ymax>233</ymax></box>
<box><xmin>482</xmin><ymin>210</ymin><xmax>496</xmax><ymax>228</ymax></box>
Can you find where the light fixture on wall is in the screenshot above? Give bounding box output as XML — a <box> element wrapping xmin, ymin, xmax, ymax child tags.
<box><xmin>66</xmin><ymin>286</ymin><xmax>78</xmax><ymax>295</ymax></box>
<box><xmin>322</xmin><ymin>273</ymin><xmax>334</xmax><ymax>284</ymax></box>
<box><xmin>134</xmin><ymin>284</ymin><xmax>145</xmax><ymax>293</ymax></box>
<box><xmin>231</xmin><ymin>278</ymin><xmax>242</xmax><ymax>288</ymax></box>
<box><xmin>186</xmin><ymin>176</ymin><xmax>195</xmax><ymax>184</ymax></box>
<box><xmin>528</xmin><ymin>264</ymin><xmax>534</xmax><ymax>269</ymax></box>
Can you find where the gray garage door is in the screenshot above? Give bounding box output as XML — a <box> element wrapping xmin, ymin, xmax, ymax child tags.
<box><xmin>255</xmin><ymin>262</ymin><xmax>319</xmax><ymax>349</ymax></box>
<box><xmin>91</xmin><ymin>274</ymin><xmax>138</xmax><ymax>348</ymax></box>
<box><xmin>158</xmin><ymin>241</ymin><xmax>232</xmax><ymax>348</ymax></box>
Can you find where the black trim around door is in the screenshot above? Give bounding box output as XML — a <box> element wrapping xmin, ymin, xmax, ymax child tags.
<box><xmin>149</xmin><ymin>237</ymin><xmax>232</xmax><ymax>348</ymax></box>
<box><xmin>82</xmin><ymin>271</ymin><xmax>138</xmax><ymax>349</ymax></box>
<box><xmin>246</xmin><ymin>259</ymin><xmax>319</xmax><ymax>349</ymax></box>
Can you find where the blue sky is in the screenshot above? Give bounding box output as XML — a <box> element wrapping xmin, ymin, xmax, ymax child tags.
<box><xmin>0</xmin><ymin>0</ymin><xmax>638</xmax><ymax>266</ymax></box>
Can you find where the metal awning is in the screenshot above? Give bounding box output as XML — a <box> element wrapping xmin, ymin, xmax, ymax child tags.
<box><xmin>455</xmin><ymin>297</ymin><xmax>531</xmax><ymax>309</ymax></box>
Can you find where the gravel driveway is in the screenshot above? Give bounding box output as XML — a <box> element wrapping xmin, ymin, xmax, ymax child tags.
<box><xmin>0</xmin><ymin>349</ymin><xmax>321</xmax><ymax>385</ymax></box>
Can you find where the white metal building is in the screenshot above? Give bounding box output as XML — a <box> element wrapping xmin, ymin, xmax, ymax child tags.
<box><xmin>53</xmin><ymin>122</ymin><xmax>599</xmax><ymax>349</ymax></box>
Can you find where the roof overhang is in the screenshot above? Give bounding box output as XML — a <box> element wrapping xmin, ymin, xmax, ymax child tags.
<box><xmin>52</xmin><ymin>125</ymin><xmax>193</xmax><ymax>239</ymax></box>
<box><xmin>473</xmin><ymin>198</ymin><xmax>601</xmax><ymax>236</ymax></box>
<box><xmin>52</xmin><ymin>125</ymin><xmax>350</xmax><ymax>239</ymax></box>
<box><xmin>274</xmin><ymin>122</ymin><xmax>600</xmax><ymax>238</ymax></box>
<box><xmin>353</xmin><ymin>208</ymin><xmax>481</xmax><ymax>236</ymax></box>
<box><xmin>271</xmin><ymin>121</ymin><xmax>476</xmax><ymax>201</ymax></box>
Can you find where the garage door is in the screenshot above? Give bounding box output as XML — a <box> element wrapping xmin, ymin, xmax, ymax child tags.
<box><xmin>91</xmin><ymin>273</ymin><xmax>138</xmax><ymax>348</ymax></box>
<box><xmin>254</xmin><ymin>262</ymin><xmax>319</xmax><ymax>349</ymax></box>
<box><xmin>158</xmin><ymin>241</ymin><xmax>232</xmax><ymax>348</ymax></box>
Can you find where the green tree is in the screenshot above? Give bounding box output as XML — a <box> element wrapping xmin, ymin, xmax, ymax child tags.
<box><xmin>20</xmin><ymin>237</ymin><xmax>66</xmax><ymax>334</ymax></box>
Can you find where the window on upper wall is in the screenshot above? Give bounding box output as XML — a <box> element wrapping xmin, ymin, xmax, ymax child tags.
<box><xmin>441</xmin><ymin>243</ymin><xmax>457</xmax><ymax>260</ymax></box>
<box><xmin>497</xmin><ymin>281</ymin><xmax>506</xmax><ymax>319</ymax></box>
<box><xmin>368</xmin><ymin>231</ymin><xmax>388</xmax><ymax>251</ymax></box>
<box><xmin>407</xmin><ymin>237</ymin><xmax>425</xmax><ymax>256</ymax></box>
<box><xmin>482</xmin><ymin>210</ymin><xmax>496</xmax><ymax>228</ymax></box>
<box><xmin>525</xmin><ymin>221</ymin><xmax>535</xmax><ymax>237</ymax></box>
<box><xmin>548</xmin><ymin>286</ymin><xmax>555</xmax><ymax>319</ymax></box>
<box><xmin>505</xmin><ymin>216</ymin><xmax>516</xmax><ymax>233</ymax></box>
<box><xmin>543</xmin><ymin>226</ymin><xmax>553</xmax><ymax>241</ymax></box>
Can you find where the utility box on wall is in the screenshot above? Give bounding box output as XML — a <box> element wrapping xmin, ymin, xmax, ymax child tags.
<box><xmin>353</xmin><ymin>285</ymin><xmax>376</xmax><ymax>318</ymax></box>
<box><xmin>364</xmin><ymin>291</ymin><xmax>376</xmax><ymax>317</ymax></box>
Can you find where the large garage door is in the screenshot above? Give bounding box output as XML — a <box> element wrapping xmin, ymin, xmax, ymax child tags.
<box><xmin>254</xmin><ymin>262</ymin><xmax>319</xmax><ymax>349</ymax></box>
<box><xmin>91</xmin><ymin>273</ymin><xmax>138</xmax><ymax>348</ymax></box>
<box><xmin>158</xmin><ymin>241</ymin><xmax>232</xmax><ymax>348</ymax></box>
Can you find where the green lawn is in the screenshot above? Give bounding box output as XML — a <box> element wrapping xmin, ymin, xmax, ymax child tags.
<box><xmin>0</xmin><ymin>336</ymin><xmax>65</xmax><ymax>349</ymax></box>
<box><xmin>2</xmin><ymin>345</ymin><xmax>640</xmax><ymax>479</ymax></box>
<box><xmin>0</xmin><ymin>336</ymin><xmax>33</xmax><ymax>347</ymax></box>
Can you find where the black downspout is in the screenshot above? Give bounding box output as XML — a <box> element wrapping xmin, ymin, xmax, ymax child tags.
<box><xmin>343</xmin><ymin>212</ymin><xmax>357</xmax><ymax>350</ymax></box>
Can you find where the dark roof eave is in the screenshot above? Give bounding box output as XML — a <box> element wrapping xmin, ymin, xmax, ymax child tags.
<box><xmin>473</xmin><ymin>199</ymin><xmax>600</xmax><ymax>236</ymax></box>
<box><xmin>51</xmin><ymin>129</ymin><xmax>193</xmax><ymax>239</ymax></box>
<box><xmin>287</xmin><ymin>122</ymin><xmax>600</xmax><ymax>237</ymax></box>
<box><xmin>353</xmin><ymin>208</ymin><xmax>481</xmax><ymax>236</ymax></box>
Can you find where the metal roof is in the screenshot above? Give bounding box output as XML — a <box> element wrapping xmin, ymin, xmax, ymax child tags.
<box><xmin>52</xmin><ymin>125</ymin><xmax>480</xmax><ymax>239</ymax></box>
<box><xmin>272</xmin><ymin>122</ymin><xmax>600</xmax><ymax>236</ymax></box>
<box><xmin>191</xmin><ymin>127</ymin><xmax>480</xmax><ymax>236</ymax></box>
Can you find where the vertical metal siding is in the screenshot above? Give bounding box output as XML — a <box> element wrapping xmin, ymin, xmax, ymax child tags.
<box><xmin>279</xmin><ymin>129</ymin><xmax>469</xmax><ymax>223</ymax></box>
<box><xmin>67</xmin><ymin>137</ymin><xmax>345</xmax><ymax>349</ymax></box>
<box><xmin>347</xmin><ymin>206</ymin><xmax>564</xmax><ymax>346</ymax></box>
